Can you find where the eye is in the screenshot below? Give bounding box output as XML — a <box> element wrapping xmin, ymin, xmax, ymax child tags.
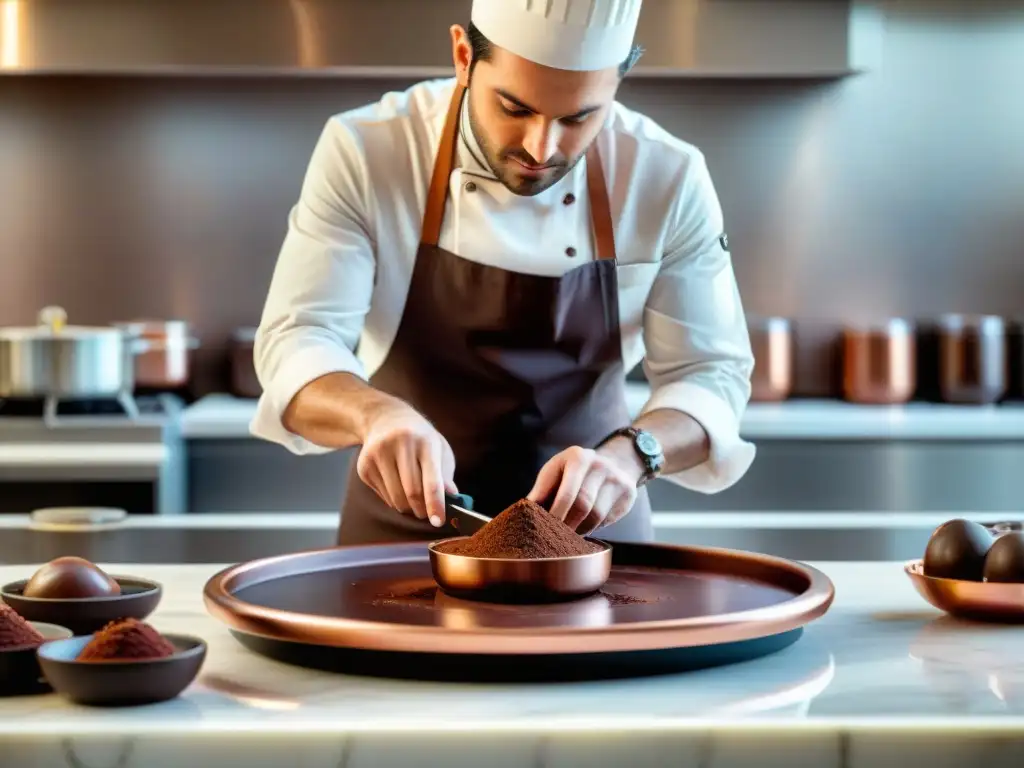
<box><xmin>560</xmin><ymin>114</ymin><xmax>591</xmax><ymax>126</ymax></box>
<box><xmin>498</xmin><ymin>100</ymin><xmax>530</xmax><ymax>118</ymax></box>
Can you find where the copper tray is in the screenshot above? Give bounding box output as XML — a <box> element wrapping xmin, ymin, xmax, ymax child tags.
<box><xmin>204</xmin><ymin>542</ymin><xmax>834</xmax><ymax>681</ymax></box>
<box><xmin>906</xmin><ymin>559</ymin><xmax>1024</xmax><ymax>622</ymax></box>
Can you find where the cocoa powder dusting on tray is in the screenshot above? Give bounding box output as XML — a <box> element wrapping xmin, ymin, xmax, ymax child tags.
<box><xmin>372</xmin><ymin>584</ymin><xmax>656</xmax><ymax>606</ymax></box>
<box><xmin>437</xmin><ymin>499</ymin><xmax>603</xmax><ymax>559</ymax></box>
<box><xmin>0</xmin><ymin>603</ymin><xmax>45</xmax><ymax>649</ymax></box>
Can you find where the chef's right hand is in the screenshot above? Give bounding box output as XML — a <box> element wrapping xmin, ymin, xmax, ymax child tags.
<box><xmin>356</xmin><ymin>404</ymin><xmax>457</xmax><ymax>528</ymax></box>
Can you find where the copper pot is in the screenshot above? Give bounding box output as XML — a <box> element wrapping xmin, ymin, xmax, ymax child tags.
<box><xmin>230</xmin><ymin>327</ymin><xmax>261</xmax><ymax>399</ymax></box>
<box><xmin>748</xmin><ymin>317</ymin><xmax>792</xmax><ymax>402</ymax></box>
<box><xmin>842</xmin><ymin>319</ymin><xmax>916</xmax><ymax>404</ymax></box>
<box><xmin>115</xmin><ymin>320</ymin><xmax>199</xmax><ymax>390</ymax></box>
<box><xmin>937</xmin><ymin>314</ymin><xmax>1007</xmax><ymax>404</ymax></box>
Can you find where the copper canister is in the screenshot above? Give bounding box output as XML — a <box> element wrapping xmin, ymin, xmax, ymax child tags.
<box><xmin>115</xmin><ymin>320</ymin><xmax>199</xmax><ymax>390</ymax></box>
<box><xmin>748</xmin><ymin>316</ymin><xmax>793</xmax><ymax>402</ymax></box>
<box><xmin>842</xmin><ymin>319</ymin><xmax>916</xmax><ymax>404</ymax></box>
<box><xmin>230</xmin><ymin>327</ymin><xmax>262</xmax><ymax>399</ymax></box>
<box><xmin>937</xmin><ymin>314</ymin><xmax>1007</xmax><ymax>404</ymax></box>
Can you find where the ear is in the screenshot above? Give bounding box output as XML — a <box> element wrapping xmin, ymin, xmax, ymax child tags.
<box><xmin>450</xmin><ymin>24</ymin><xmax>472</xmax><ymax>87</ymax></box>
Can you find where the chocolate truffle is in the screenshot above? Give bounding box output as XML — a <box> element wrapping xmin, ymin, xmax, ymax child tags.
<box><xmin>923</xmin><ymin>519</ymin><xmax>994</xmax><ymax>581</ymax></box>
<box><xmin>23</xmin><ymin>556</ymin><xmax>121</xmax><ymax>599</ymax></box>
<box><xmin>983</xmin><ymin>532</ymin><xmax>1024</xmax><ymax>583</ymax></box>
<box><xmin>77</xmin><ymin>618</ymin><xmax>175</xmax><ymax>662</ymax></box>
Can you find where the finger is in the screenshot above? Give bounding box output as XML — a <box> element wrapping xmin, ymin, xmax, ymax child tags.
<box><xmin>548</xmin><ymin>457</ymin><xmax>589</xmax><ymax>523</ymax></box>
<box><xmin>396</xmin><ymin>441</ymin><xmax>426</xmax><ymax>519</ymax></box>
<box><xmin>356</xmin><ymin>454</ymin><xmax>388</xmax><ymax>505</ymax></box>
<box><xmin>420</xmin><ymin>439</ymin><xmax>447</xmax><ymax>528</ymax></box>
<box><xmin>578</xmin><ymin>484</ymin><xmax>621</xmax><ymax>536</ymax></box>
<box><xmin>527</xmin><ymin>454</ymin><xmax>566</xmax><ymax>506</ymax></box>
<box><xmin>377</xmin><ymin>449</ymin><xmax>411</xmax><ymax>514</ymax></box>
<box><xmin>440</xmin><ymin>438</ymin><xmax>458</xmax><ymax>495</ymax></box>
<box><xmin>564</xmin><ymin>469</ymin><xmax>605</xmax><ymax>531</ymax></box>
<box><xmin>603</xmin><ymin>487</ymin><xmax>637</xmax><ymax>529</ymax></box>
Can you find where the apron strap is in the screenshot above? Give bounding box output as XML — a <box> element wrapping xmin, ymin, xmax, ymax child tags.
<box><xmin>585</xmin><ymin>143</ymin><xmax>616</xmax><ymax>262</ymax></box>
<box><xmin>420</xmin><ymin>82</ymin><xmax>617</xmax><ymax>263</ymax></box>
<box><xmin>421</xmin><ymin>83</ymin><xmax>466</xmax><ymax>248</ymax></box>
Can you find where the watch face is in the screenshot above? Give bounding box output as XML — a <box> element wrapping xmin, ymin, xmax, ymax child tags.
<box><xmin>635</xmin><ymin>431</ymin><xmax>662</xmax><ymax>457</ymax></box>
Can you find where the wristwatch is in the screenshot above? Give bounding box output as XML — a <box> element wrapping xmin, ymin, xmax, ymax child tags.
<box><xmin>597</xmin><ymin>427</ymin><xmax>665</xmax><ymax>487</ymax></box>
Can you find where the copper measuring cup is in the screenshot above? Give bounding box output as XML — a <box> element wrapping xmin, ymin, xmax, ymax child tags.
<box><xmin>429</xmin><ymin>493</ymin><xmax>613</xmax><ymax>603</ymax></box>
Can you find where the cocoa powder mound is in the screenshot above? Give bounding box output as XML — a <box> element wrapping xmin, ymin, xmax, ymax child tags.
<box><xmin>0</xmin><ymin>603</ymin><xmax>45</xmax><ymax>650</ymax></box>
<box><xmin>77</xmin><ymin>618</ymin><xmax>176</xmax><ymax>662</ymax></box>
<box><xmin>437</xmin><ymin>499</ymin><xmax>602</xmax><ymax>559</ymax></box>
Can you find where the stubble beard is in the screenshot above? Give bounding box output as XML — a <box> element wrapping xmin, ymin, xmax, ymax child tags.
<box><xmin>466</xmin><ymin>99</ymin><xmax>589</xmax><ymax>198</ymax></box>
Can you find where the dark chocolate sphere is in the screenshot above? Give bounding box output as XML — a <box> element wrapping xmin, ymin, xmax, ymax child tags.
<box><xmin>983</xmin><ymin>532</ymin><xmax>1024</xmax><ymax>583</ymax></box>
<box><xmin>923</xmin><ymin>519</ymin><xmax>994</xmax><ymax>581</ymax></box>
<box><xmin>22</xmin><ymin>557</ymin><xmax>121</xmax><ymax>599</ymax></box>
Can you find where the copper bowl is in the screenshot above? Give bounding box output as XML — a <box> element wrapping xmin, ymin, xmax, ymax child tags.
<box><xmin>427</xmin><ymin>538</ymin><xmax>612</xmax><ymax>603</ymax></box>
<box><xmin>749</xmin><ymin>317</ymin><xmax>793</xmax><ymax>402</ymax></box>
<box><xmin>905</xmin><ymin>559</ymin><xmax>1024</xmax><ymax>622</ymax></box>
<box><xmin>842</xmin><ymin>319</ymin><xmax>916</xmax><ymax>404</ymax></box>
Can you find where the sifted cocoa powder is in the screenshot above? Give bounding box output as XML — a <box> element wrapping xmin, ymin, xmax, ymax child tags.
<box><xmin>0</xmin><ymin>603</ymin><xmax>45</xmax><ymax>650</ymax></box>
<box><xmin>437</xmin><ymin>499</ymin><xmax>603</xmax><ymax>559</ymax></box>
<box><xmin>77</xmin><ymin>618</ymin><xmax>176</xmax><ymax>662</ymax></box>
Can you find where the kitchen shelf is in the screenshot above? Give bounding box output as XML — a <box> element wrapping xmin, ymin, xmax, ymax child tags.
<box><xmin>181</xmin><ymin>389</ymin><xmax>1024</xmax><ymax>442</ymax></box>
<box><xmin>0</xmin><ymin>0</ymin><xmax>882</xmax><ymax>79</ymax></box>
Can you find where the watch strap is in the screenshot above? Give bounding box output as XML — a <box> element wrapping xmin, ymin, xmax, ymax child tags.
<box><xmin>596</xmin><ymin>427</ymin><xmax>663</xmax><ymax>486</ymax></box>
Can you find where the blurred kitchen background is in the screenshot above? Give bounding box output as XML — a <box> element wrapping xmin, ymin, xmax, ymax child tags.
<box><xmin>0</xmin><ymin>0</ymin><xmax>1022</xmax><ymax>563</ymax></box>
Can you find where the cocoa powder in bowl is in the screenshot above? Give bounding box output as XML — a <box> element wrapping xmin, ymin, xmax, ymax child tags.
<box><xmin>437</xmin><ymin>499</ymin><xmax>603</xmax><ymax>559</ymax></box>
<box><xmin>0</xmin><ymin>603</ymin><xmax>46</xmax><ymax>650</ymax></box>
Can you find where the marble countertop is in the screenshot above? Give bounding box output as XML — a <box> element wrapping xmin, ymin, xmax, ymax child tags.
<box><xmin>4</xmin><ymin>561</ymin><xmax>1024</xmax><ymax>766</ymax></box>
<box><xmin>180</xmin><ymin>390</ymin><xmax>1024</xmax><ymax>441</ymax></box>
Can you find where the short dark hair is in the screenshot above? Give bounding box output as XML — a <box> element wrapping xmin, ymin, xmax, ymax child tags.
<box><xmin>467</xmin><ymin>22</ymin><xmax>644</xmax><ymax>77</ymax></box>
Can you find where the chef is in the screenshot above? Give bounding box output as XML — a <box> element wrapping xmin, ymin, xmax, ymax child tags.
<box><xmin>250</xmin><ymin>0</ymin><xmax>756</xmax><ymax>546</ymax></box>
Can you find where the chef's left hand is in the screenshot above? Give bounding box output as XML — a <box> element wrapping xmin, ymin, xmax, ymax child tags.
<box><xmin>527</xmin><ymin>445</ymin><xmax>644</xmax><ymax>535</ymax></box>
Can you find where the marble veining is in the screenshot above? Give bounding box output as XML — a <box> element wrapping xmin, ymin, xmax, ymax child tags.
<box><xmin>3</xmin><ymin>562</ymin><xmax>1024</xmax><ymax>766</ymax></box>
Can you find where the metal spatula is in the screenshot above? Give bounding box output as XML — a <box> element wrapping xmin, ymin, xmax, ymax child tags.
<box><xmin>444</xmin><ymin>492</ymin><xmax>491</xmax><ymax>536</ymax></box>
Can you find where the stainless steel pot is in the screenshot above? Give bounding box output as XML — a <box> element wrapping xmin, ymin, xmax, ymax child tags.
<box><xmin>0</xmin><ymin>306</ymin><xmax>148</xmax><ymax>399</ymax></box>
<box><xmin>115</xmin><ymin>319</ymin><xmax>199</xmax><ymax>389</ymax></box>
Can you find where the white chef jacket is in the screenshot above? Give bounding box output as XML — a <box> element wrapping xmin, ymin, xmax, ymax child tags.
<box><xmin>250</xmin><ymin>78</ymin><xmax>755</xmax><ymax>493</ymax></box>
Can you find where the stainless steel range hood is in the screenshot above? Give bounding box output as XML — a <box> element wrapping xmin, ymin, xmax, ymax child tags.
<box><xmin>0</xmin><ymin>0</ymin><xmax>883</xmax><ymax>78</ymax></box>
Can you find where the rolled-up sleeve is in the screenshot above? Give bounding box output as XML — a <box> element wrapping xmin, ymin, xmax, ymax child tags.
<box><xmin>249</xmin><ymin>119</ymin><xmax>376</xmax><ymax>455</ymax></box>
<box><xmin>640</xmin><ymin>151</ymin><xmax>755</xmax><ymax>492</ymax></box>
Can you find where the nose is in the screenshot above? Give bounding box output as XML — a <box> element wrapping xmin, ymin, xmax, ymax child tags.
<box><xmin>521</xmin><ymin>119</ymin><xmax>559</xmax><ymax>166</ymax></box>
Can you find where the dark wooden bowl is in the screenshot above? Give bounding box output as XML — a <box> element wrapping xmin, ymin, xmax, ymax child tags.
<box><xmin>1</xmin><ymin>577</ymin><xmax>162</xmax><ymax>635</ymax></box>
<box><xmin>37</xmin><ymin>633</ymin><xmax>206</xmax><ymax>707</ymax></box>
<box><xmin>0</xmin><ymin>622</ymin><xmax>73</xmax><ymax>696</ymax></box>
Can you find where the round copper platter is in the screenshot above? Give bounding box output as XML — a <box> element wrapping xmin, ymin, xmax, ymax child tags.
<box><xmin>203</xmin><ymin>541</ymin><xmax>834</xmax><ymax>679</ymax></box>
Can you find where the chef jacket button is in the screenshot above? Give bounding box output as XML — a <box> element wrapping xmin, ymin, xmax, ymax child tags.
<box><xmin>566</xmin><ymin>247</ymin><xmax>577</xmax><ymax>258</ymax></box>
<box><xmin>563</xmin><ymin>193</ymin><xmax>576</xmax><ymax>205</ymax></box>
<box><xmin>465</xmin><ymin>181</ymin><xmax>477</xmax><ymax>193</ymax></box>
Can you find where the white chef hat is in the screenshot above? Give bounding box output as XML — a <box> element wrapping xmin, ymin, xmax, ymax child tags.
<box><xmin>471</xmin><ymin>0</ymin><xmax>643</xmax><ymax>72</ymax></box>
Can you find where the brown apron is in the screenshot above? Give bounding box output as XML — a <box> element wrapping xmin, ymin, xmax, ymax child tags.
<box><xmin>338</xmin><ymin>83</ymin><xmax>654</xmax><ymax>546</ymax></box>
